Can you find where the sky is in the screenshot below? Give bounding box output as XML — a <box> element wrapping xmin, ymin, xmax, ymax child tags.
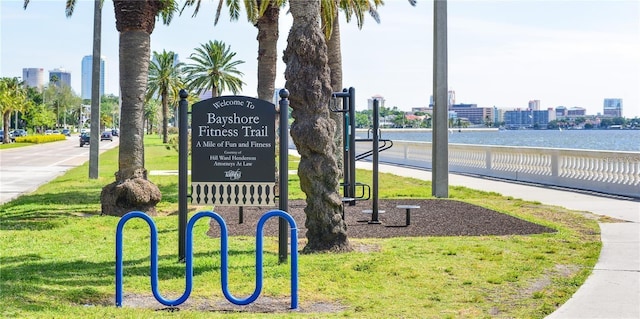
<box><xmin>1</xmin><ymin>0</ymin><xmax>639</xmax><ymax>117</ymax></box>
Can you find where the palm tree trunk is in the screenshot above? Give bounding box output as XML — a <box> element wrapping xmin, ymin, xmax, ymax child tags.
<box><xmin>118</xmin><ymin>30</ymin><xmax>149</xmax><ymax>178</ymax></box>
<box><xmin>162</xmin><ymin>90</ymin><xmax>168</xmax><ymax>143</ymax></box>
<box><xmin>2</xmin><ymin>112</ymin><xmax>10</xmax><ymax>144</ymax></box>
<box><xmin>326</xmin><ymin>11</ymin><xmax>344</xmax><ymax>175</ymax></box>
<box><xmin>284</xmin><ymin>0</ymin><xmax>351</xmax><ymax>253</ymax></box>
<box><xmin>101</xmin><ymin>0</ymin><xmax>163</xmax><ymax>216</ymax></box>
<box><xmin>256</xmin><ymin>3</ymin><xmax>279</xmax><ymax>101</ymax></box>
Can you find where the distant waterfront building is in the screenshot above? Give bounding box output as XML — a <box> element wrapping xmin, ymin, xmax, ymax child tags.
<box><xmin>414</xmin><ymin>103</ymin><xmax>494</xmax><ymax>125</ymax></box>
<box><xmin>555</xmin><ymin>106</ymin><xmax>567</xmax><ymax>118</ymax></box>
<box><xmin>493</xmin><ymin>106</ymin><xmax>503</xmax><ymax>125</ymax></box>
<box><xmin>22</xmin><ymin>68</ymin><xmax>45</xmax><ymax>91</ymax></box>
<box><xmin>49</xmin><ymin>68</ymin><xmax>71</xmax><ymax>88</ymax></box>
<box><xmin>81</xmin><ymin>55</ymin><xmax>106</xmax><ymax>100</ymax></box>
<box><xmin>450</xmin><ymin>104</ymin><xmax>493</xmax><ymax>125</ymax></box>
<box><xmin>603</xmin><ymin>98</ymin><xmax>623</xmax><ymax>117</ymax></box>
<box><xmin>367</xmin><ymin>95</ymin><xmax>385</xmax><ymax>110</ymax></box>
<box><xmin>528</xmin><ymin>100</ymin><xmax>541</xmax><ymax>111</ymax></box>
<box><xmin>566</xmin><ymin>107</ymin><xmax>586</xmax><ymax>117</ymax></box>
<box><xmin>504</xmin><ymin>109</ymin><xmax>551</xmax><ymax>129</ymax></box>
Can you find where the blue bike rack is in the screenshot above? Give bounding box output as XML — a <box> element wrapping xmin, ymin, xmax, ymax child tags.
<box><xmin>115</xmin><ymin>210</ymin><xmax>298</xmax><ymax>309</ymax></box>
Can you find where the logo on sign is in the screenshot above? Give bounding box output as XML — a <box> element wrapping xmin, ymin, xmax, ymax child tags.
<box><xmin>224</xmin><ymin>169</ymin><xmax>242</xmax><ymax>181</ymax></box>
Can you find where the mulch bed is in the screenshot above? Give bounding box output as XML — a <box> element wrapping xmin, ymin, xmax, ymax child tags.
<box><xmin>204</xmin><ymin>199</ymin><xmax>556</xmax><ymax>238</ymax></box>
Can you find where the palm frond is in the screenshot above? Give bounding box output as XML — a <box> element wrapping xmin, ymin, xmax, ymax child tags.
<box><xmin>214</xmin><ymin>0</ymin><xmax>224</xmax><ymax>25</ymax></box>
<box><xmin>228</xmin><ymin>0</ymin><xmax>242</xmax><ymax>21</ymax></box>
<box><xmin>159</xmin><ymin>0</ymin><xmax>179</xmax><ymax>25</ymax></box>
<box><xmin>180</xmin><ymin>0</ymin><xmax>200</xmax><ymax>17</ymax></box>
<box><xmin>65</xmin><ymin>0</ymin><xmax>76</xmax><ymax>17</ymax></box>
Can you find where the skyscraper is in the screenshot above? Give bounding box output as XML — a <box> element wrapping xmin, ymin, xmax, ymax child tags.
<box><xmin>603</xmin><ymin>98</ymin><xmax>623</xmax><ymax>117</ymax></box>
<box><xmin>528</xmin><ymin>100</ymin><xmax>541</xmax><ymax>111</ymax></box>
<box><xmin>49</xmin><ymin>68</ymin><xmax>71</xmax><ymax>88</ymax></box>
<box><xmin>22</xmin><ymin>68</ymin><xmax>45</xmax><ymax>91</ymax></box>
<box><xmin>81</xmin><ymin>55</ymin><xmax>106</xmax><ymax>100</ymax></box>
<box><xmin>367</xmin><ymin>95</ymin><xmax>385</xmax><ymax>110</ymax></box>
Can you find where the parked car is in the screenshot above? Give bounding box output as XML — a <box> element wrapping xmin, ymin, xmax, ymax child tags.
<box><xmin>12</xmin><ymin>129</ymin><xmax>27</xmax><ymax>137</ymax></box>
<box><xmin>61</xmin><ymin>129</ymin><xmax>71</xmax><ymax>137</ymax></box>
<box><xmin>0</xmin><ymin>130</ymin><xmax>15</xmax><ymax>143</ymax></box>
<box><xmin>111</xmin><ymin>129</ymin><xmax>119</xmax><ymax>137</ymax></box>
<box><xmin>79</xmin><ymin>132</ymin><xmax>90</xmax><ymax>147</ymax></box>
<box><xmin>100</xmin><ymin>131</ymin><xmax>113</xmax><ymax>141</ymax></box>
<box><xmin>45</xmin><ymin>130</ymin><xmax>53</xmax><ymax>135</ymax></box>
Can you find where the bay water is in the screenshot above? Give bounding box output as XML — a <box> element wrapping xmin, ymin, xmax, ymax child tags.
<box><xmin>356</xmin><ymin>129</ymin><xmax>640</xmax><ymax>152</ymax></box>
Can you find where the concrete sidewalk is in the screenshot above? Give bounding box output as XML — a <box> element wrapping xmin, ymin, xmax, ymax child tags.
<box><xmin>356</xmin><ymin>161</ymin><xmax>640</xmax><ymax>319</ymax></box>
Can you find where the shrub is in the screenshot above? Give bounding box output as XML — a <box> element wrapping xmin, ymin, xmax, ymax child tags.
<box><xmin>15</xmin><ymin>134</ymin><xmax>66</xmax><ymax>144</ymax></box>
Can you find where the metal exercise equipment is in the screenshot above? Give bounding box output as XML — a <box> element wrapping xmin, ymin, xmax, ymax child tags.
<box><xmin>330</xmin><ymin>89</ymin><xmax>392</xmax><ymax>222</ymax></box>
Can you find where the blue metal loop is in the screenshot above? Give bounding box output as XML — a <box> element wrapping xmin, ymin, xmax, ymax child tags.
<box><xmin>115</xmin><ymin>209</ymin><xmax>298</xmax><ymax>309</ymax></box>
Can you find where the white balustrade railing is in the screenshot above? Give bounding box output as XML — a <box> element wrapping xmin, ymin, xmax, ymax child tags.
<box><xmin>356</xmin><ymin>140</ymin><xmax>640</xmax><ymax>198</ymax></box>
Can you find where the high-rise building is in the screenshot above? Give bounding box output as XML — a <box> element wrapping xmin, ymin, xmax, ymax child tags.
<box><xmin>449</xmin><ymin>104</ymin><xmax>494</xmax><ymax>125</ymax></box>
<box><xmin>528</xmin><ymin>100</ymin><xmax>540</xmax><ymax>111</ymax></box>
<box><xmin>22</xmin><ymin>68</ymin><xmax>45</xmax><ymax>91</ymax></box>
<box><xmin>81</xmin><ymin>55</ymin><xmax>106</xmax><ymax>99</ymax></box>
<box><xmin>448</xmin><ymin>90</ymin><xmax>455</xmax><ymax>108</ymax></box>
<box><xmin>367</xmin><ymin>95</ymin><xmax>385</xmax><ymax>110</ymax></box>
<box><xmin>503</xmin><ymin>109</ymin><xmax>550</xmax><ymax>129</ymax></box>
<box><xmin>49</xmin><ymin>68</ymin><xmax>71</xmax><ymax>88</ymax></box>
<box><xmin>603</xmin><ymin>98</ymin><xmax>623</xmax><ymax>117</ymax></box>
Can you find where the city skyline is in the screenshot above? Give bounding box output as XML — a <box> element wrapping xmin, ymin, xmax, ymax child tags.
<box><xmin>1</xmin><ymin>0</ymin><xmax>638</xmax><ymax>117</ymax></box>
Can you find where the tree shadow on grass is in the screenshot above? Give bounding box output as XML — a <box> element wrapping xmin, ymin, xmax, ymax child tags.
<box><xmin>0</xmin><ymin>191</ymin><xmax>103</xmax><ymax>231</ymax></box>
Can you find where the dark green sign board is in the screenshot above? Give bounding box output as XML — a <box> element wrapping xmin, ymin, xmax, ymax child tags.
<box><xmin>191</xmin><ymin>96</ymin><xmax>276</xmax><ymax>206</ymax></box>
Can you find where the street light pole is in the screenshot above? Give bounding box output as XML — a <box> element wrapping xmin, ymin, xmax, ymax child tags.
<box><xmin>89</xmin><ymin>0</ymin><xmax>102</xmax><ymax>179</ymax></box>
<box><xmin>432</xmin><ymin>0</ymin><xmax>449</xmax><ymax>198</ymax></box>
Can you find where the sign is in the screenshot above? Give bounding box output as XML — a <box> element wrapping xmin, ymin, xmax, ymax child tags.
<box><xmin>191</xmin><ymin>96</ymin><xmax>276</xmax><ymax>206</ymax></box>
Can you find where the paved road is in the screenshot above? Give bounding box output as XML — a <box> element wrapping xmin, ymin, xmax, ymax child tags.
<box><xmin>0</xmin><ymin>136</ymin><xmax>119</xmax><ymax>204</ymax></box>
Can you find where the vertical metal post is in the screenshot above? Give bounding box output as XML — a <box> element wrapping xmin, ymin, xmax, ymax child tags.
<box><xmin>369</xmin><ymin>99</ymin><xmax>381</xmax><ymax>224</ymax></box>
<box><xmin>432</xmin><ymin>0</ymin><xmax>449</xmax><ymax>198</ymax></box>
<box><xmin>342</xmin><ymin>89</ymin><xmax>350</xmax><ymax>199</ymax></box>
<box><xmin>88</xmin><ymin>0</ymin><xmax>102</xmax><ymax>179</ymax></box>
<box><xmin>348</xmin><ymin>87</ymin><xmax>356</xmax><ymax>202</ymax></box>
<box><xmin>178</xmin><ymin>89</ymin><xmax>189</xmax><ymax>262</ymax></box>
<box><xmin>278</xmin><ymin>89</ymin><xmax>290</xmax><ymax>263</ymax></box>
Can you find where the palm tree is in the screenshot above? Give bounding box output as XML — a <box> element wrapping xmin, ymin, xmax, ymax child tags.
<box><xmin>0</xmin><ymin>77</ymin><xmax>30</xmax><ymax>143</ymax></box>
<box><xmin>144</xmin><ymin>99</ymin><xmax>161</xmax><ymax>135</ymax></box>
<box><xmin>100</xmin><ymin>0</ymin><xmax>180</xmax><ymax>216</ymax></box>
<box><xmin>183</xmin><ymin>40</ymin><xmax>245</xmax><ymax>97</ymax></box>
<box><xmin>147</xmin><ymin>50</ymin><xmax>185</xmax><ymax>143</ymax></box>
<box><xmin>183</xmin><ymin>0</ymin><xmax>284</xmax><ymax>102</ymax></box>
<box><xmin>284</xmin><ymin>0</ymin><xmax>350</xmax><ymax>253</ymax></box>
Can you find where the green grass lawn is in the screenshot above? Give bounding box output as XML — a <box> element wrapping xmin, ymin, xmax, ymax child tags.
<box><xmin>0</xmin><ymin>136</ymin><xmax>602</xmax><ymax>318</ymax></box>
